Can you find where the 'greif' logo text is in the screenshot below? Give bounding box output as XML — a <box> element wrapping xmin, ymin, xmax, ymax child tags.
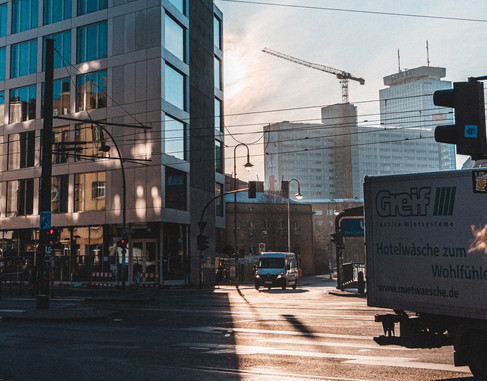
<box><xmin>376</xmin><ymin>187</ymin><xmax>456</xmax><ymax>218</ymax></box>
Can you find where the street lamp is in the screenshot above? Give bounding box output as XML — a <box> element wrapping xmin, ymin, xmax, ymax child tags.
<box><xmin>234</xmin><ymin>143</ymin><xmax>253</xmax><ymax>286</ymax></box>
<box><xmin>287</xmin><ymin>178</ymin><xmax>303</xmax><ymax>253</ymax></box>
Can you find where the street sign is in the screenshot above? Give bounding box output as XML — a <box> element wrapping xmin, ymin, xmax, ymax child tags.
<box><xmin>340</xmin><ymin>218</ymin><xmax>364</xmax><ymax>237</ymax></box>
<box><xmin>40</xmin><ymin>211</ymin><xmax>51</xmax><ymax>230</ymax></box>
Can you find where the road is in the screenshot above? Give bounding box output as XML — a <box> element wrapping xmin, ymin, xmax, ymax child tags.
<box><xmin>0</xmin><ymin>277</ymin><xmax>474</xmax><ymax>380</ymax></box>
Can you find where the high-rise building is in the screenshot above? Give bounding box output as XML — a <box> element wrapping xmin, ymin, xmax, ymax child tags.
<box><xmin>0</xmin><ymin>0</ymin><xmax>224</xmax><ymax>286</ymax></box>
<box><xmin>264</xmin><ymin>66</ymin><xmax>456</xmax><ymax>200</ymax></box>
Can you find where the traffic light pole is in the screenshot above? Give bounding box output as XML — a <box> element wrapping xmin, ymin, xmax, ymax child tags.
<box><xmin>37</xmin><ymin>39</ymin><xmax>54</xmax><ymax>309</ymax></box>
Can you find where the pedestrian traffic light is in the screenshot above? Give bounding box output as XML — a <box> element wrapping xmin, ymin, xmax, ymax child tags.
<box><xmin>248</xmin><ymin>181</ymin><xmax>256</xmax><ymax>199</ymax></box>
<box><xmin>197</xmin><ymin>235</ymin><xmax>209</xmax><ymax>251</ymax></box>
<box><xmin>434</xmin><ymin>81</ymin><xmax>486</xmax><ymax>158</ymax></box>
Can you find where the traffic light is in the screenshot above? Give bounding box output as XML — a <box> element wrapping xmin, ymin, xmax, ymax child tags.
<box><xmin>434</xmin><ymin>81</ymin><xmax>486</xmax><ymax>158</ymax></box>
<box><xmin>197</xmin><ymin>235</ymin><xmax>209</xmax><ymax>251</ymax></box>
<box><xmin>331</xmin><ymin>232</ymin><xmax>343</xmax><ymax>248</ymax></box>
<box><xmin>48</xmin><ymin>228</ymin><xmax>60</xmax><ymax>244</ymax></box>
<box><xmin>248</xmin><ymin>181</ymin><xmax>256</xmax><ymax>199</ymax></box>
<box><xmin>118</xmin><ymin>238</ymin><xmax>127</xmax><ymax>250</ymax></box>
<box><xmin>281</xmin><ymin>181</ymin><xmax>289</xmax><ymax>198</ymax></box>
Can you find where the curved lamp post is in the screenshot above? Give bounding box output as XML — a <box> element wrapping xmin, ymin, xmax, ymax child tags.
<box><xmin>287</xmin><ymin>178</ymin><xmax>303</xmax><ymax>253</ymax></box>
<box><xmin>95</xmin><ymin>122</ymin><xmax>127</xmax><ymax>289</ymax></box>
<box><xmin>234</xmin><ymin>143</ymin><xmax>253</xmax><ymax>286</ymax></box>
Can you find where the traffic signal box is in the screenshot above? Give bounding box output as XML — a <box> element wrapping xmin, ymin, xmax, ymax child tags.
<box><xmin>197</xmin><ymin>235</ymin><xmax>209</xmax><ymax>251</ymax></box>
<box><xmin>434</xmin><ymin>81</ymin><xmax>486</xmax><ymax>158</ymax></box>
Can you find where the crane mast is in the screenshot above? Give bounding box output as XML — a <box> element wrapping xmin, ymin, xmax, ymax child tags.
<box><xmin>262</xmin><ymin>47</ymin><xmax>365</xmax><ymax>103</ymax></box>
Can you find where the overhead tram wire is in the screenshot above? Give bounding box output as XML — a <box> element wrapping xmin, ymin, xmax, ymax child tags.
<box><xmin>219</xmin><ymin>0</ymin><xmax>487</xmax><ymax>23</ymax></box>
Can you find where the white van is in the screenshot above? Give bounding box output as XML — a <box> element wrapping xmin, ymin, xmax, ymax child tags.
<box><xmin>254</xmin><ymin>252</ymin><xmax>298</xmax><ymax>290</ymax></box>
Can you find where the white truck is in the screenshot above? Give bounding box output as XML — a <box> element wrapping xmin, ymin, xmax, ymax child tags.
<box><xmin>364</xmin><ymin>169</ymin><xmax>487</xmax><ymax>379</ymax></box>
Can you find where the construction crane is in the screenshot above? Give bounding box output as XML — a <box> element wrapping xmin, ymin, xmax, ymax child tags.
<box><xmin>262</xmin><ymin>47</ymin><xmax>365</xmax><ymax>104</ymax></box>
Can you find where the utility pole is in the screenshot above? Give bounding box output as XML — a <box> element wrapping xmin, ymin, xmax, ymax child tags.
<box><xmin>37</xmin><ymin>39</ymin><xmax>54</xmax><ymax>309</ymax></box>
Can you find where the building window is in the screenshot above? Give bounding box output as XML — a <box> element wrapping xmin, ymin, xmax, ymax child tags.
<box><xmin>51</xmin><ymin>174</ymin><xmax>68</xmax><ymax>213</ymax></box>
<box><xmin>215</xmin><ymin>98</ymin><xmax>222</xmax><ymax>135</ymax></box>
<box><xmin>0</xmin><ymin>4</ymin><xmax>7</xmax><ymax>37</ymax></box>
<box><xmin>167</xmin><ymin>0</ymin><xmax>184</xmax><ymax>14</ymax></box>
<box><xmin>74</xmin><ymin>171</ymin><xmax>106</xmax><ymax>212</ymax></box>
<box><xmin>77</xmin><ymin>21</ymin><xmax>107</xmax><ymax>63</ymax></box>
<box><xmin>11</xmin><ymin>40</ymin><xmax>37</xmax><ymax>78</ymax></box>
<box><xmin>10</xmin><ymin>85</ymin><xmax>36</xmax><ymax>123</ymax></box>
<box><xmin>292</xmin><ymin>221</ymin><xmax>300</xmax><ymax>236</ymax></box>
<box><xmin>165</xmin><ymin>64</ymin><xmax>185</xmax><ymax>111</ymax></box>
<box><xmin>279</xmin><ymin>222</ymin><xmax>286</xmax><ymax>237</ymax></box>
<box><xmin>91</xmin><ymin>181</ymin><xmax>105</xmax><ymax>199</ymax></box>
<box><xmin>214</xmin><ymin>15</ymin><xmax>221</xmax><ymax>50</ymax></box>
<box><xmin>215</xmin><ymin>139</ymin><xmax>223</xmax><ymax>173</ymax></box>
<box><xmin>165</xmin><ymin>167</ymin><xmax>186</xmax><ymax>211</ymax></box>
<box><xmin>164</xmin><ymin>114</ymin><xmax>185</xmax><ymax>160</ymax></box>
<box><xmin>43</xmin><ymin>31</ymin><xmax>71</xmax><ymax>69</ymax></box>
<box><xmin>7</xmin><ymin>178</ymin><xmax>34</xmax><ymax>216</ymax></box>
<box><xmin>249</xmin><ymin>222</ymin><xmax>255</xmax><ymax>237</ymax></box>
<box><xmin>43</xmin><ymin>0</ymin><xmax>70</xmax><ymax>25</ymax></box>
<box><xmin>75</xmin><ymin>121</ymin><xmax>108</xmax><ymax>161</ymax></box>
<box><xmin>8</xmin><ymin>131</ymin><xmax>35</xmax><ymax>169</ymax></box>
<box><xmin>12</xmin><ymin>0</ymin><xmax>38</xmax><ymax>34</ymax></box>
<box><xmin>0</xmin><ymin>92</ymin><xmax>4</xmax><ymax>124</ymax></box>
<box><xmin>77</xmin><ymin>0</ymin><xmax>107</xmax><ymax>16</ymax></box>
<box><xmin>165</xmin><ymin>13</ymin><xmax>185</xmax><ymax>62</ymax></box>
<box><xmin>76</xmin><ymin>70</ymin><xmax>106</xmax><ymax>111</ymax></box>
<box><xmin>214</xmin><ymin>56</ymin><xmax>222</xmax><ymax>91</ymax></box>
<box><xmin>42</xmin><ymin>77</ymin><xmax>70</xmax><ymax>117</ymax></box>
<box><xmin>215</xmin><ymin>183</ymin><xmax>223</xmax><ymax>217</ymax></box>
<box><xmin>52</xmin><ymin>126</ymin><xmax>69</xmax><ymax>164</ymax></box>
<box><xmin>0</xmin><ymin>47</ymin><xmax>5</xmax><ymax>81</ymax></box>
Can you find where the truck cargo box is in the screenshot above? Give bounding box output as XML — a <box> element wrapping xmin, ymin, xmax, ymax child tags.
<box><xmin>365</xmin><ymin>169</ymin><xmax>487</xmax><ymax>320</ymax></box>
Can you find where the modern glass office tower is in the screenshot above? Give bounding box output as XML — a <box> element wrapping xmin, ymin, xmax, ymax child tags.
<box><xmin>0</xmin><ymin>0</ymin><xmax>225</xmax><ymax>286</ymax></box>
<box><xmin>264</xmin><ymin>66</ymin><xmax>456</xmax><ymax>200</ymax></box>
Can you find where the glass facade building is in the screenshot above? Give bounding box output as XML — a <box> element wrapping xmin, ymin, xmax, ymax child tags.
<box><xmin>0</xmin><ymin>0</ymin><xmax>224</xmax><ymax>287</ymax></box>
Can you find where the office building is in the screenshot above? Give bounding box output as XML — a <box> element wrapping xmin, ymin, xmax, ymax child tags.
<box><xmin>0</xmin><ymin>0</ymin><xmax>225</xmax><ymax>286</ymax></box>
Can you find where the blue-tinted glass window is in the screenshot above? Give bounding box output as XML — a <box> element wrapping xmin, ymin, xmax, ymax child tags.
<box><xmin>42</xmin><ymin>77</ymin><xmax>70</xmax><ymax>117</ymax></box>
<box><xmin>43</xmin><ymin>0</ymin><xmax>70</xmax><ymax>25</ymax></box>
<box><xmin>43</xmin><ymin>31</ymin><xmax>71</xmax><ymax>70</ymax></box>
<box><xmin>76</xmin><ymin>70</ymin><xmax>106</xmax><ymax>111</ymax></box>
<box><xmin>0</xmin><ymin>4</ymin><xmax>7</xmax><ymax>37</ymax></box>
<box><xmin>77</xmin><ymin>21</ymin><xmax>107</xmax><ymax>63</ymax></box>
<box><xmin>9</xmin><ymin>85</ymin><xmax>36</xmax><ymax>123</ymax></box>
<box><xmin>168</xmin><ymin>0</ymin><xmax>184</xmax><ymax>14</ymax></box>
<box><xmin>165</xmin><ymin>64</ymin><xmax>185</xmax><ymax>110</ymax></box>
<box><xmin>11</xmin><ymin>40</ymin><xmax>37</xmax><ymax>78</ymax></box>
<box><xmin>165</xmin><ymin>13</ymin><xmax>184</xmax><ymax>62</ymax></box>
<box><xmin>165</xmin><ymin>114</ymin><xmax>185</xmax><ymax>160</ymax></box>
<box><xmin>0</xmin><ymin>92</ymin><xmax>5</xmax><ymax>124</ymax></box>
<box><xmin>77</xmin><ymin>0</ymin><xmax>106</xmax><ymax>16</ymax></box>
<box><xmin>12</xmin><ymin>0</ymin><xmax>38</xmax><ymax>34</ymax></box>
<box><xmin>0</xmin><ymin>47</ymin><xmax>5</xmax><ymax>81</ymax></box>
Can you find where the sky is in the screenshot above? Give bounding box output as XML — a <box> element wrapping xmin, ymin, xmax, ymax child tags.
<box><xmin>214</xmin><ymin>0</ymin><xmax>487</xmax><ymax>181</ymax></box>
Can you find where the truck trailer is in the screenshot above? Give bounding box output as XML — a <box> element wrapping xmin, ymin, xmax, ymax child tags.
<box><xmin>364</xmin><ymin>169</ymin><xmax>487</xmax><ymax>379</ymax></box>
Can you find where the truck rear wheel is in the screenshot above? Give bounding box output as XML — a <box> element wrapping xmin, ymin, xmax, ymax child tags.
<box><xmin>467</xmin><ymin>331</ymin><xmax>487</xmax><ymax>379</ymax></box>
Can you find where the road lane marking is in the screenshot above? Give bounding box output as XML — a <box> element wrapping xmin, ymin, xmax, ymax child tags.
<box><xmin>256</xmin><ymin>338</ymin><xmax>409</xmax><ymax>351</ymax></box>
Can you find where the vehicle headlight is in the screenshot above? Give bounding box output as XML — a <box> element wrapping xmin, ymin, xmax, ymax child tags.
<box><xmin>255</xmin><ymin>274</ymin><xmax>260</xmax><ymax>278</ymax></box>
<box><xmin>276</xmin><ymin>274</ymin><xmax>282</xmax><ymax>279</ymax></box>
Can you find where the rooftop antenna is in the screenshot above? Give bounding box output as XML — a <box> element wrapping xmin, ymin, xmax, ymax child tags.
<box><xmin>426</xmin><ymin>40</ymin><xmax>430</xmax><ymax>67</ymax></box>
<box><xmin>397</xmin><ymin>49</ymin><xmax>401</xmax><ymax>72</ymax></box>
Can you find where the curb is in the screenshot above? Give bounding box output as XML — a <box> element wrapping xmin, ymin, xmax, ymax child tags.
<box><xmin>1</xmin><ymin>308</ymin><xmax>115</xmax><ymax>322</ymax></box>
<box><xmin>328</xmin><ymin>290</ymin><xmax>366</xmax><ymax>298</ymax></box>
